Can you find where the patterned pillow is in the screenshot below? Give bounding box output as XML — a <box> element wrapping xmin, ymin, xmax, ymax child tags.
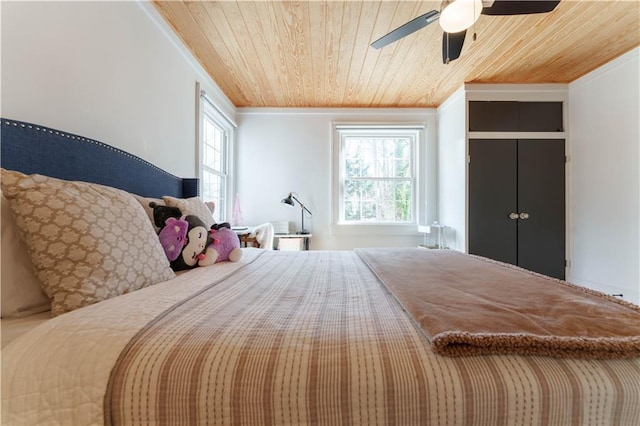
<box><xmin>163</xmin><ymin>196</ymin><xmax>215</xmax><ymax>229</ymax></box>
<box><xmin>0</xmin><ymin>169</ymin><xmax>175</xmax><ymax>316</ymax></box>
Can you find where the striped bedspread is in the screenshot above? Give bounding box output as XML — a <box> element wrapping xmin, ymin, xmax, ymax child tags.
<box><xmin>105</xmin><ymin>250</ymin><xmax>640</xmax><ymax>425</ymax></box>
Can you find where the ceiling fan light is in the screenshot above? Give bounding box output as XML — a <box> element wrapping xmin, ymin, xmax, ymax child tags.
<box><xmin>440</xmin><ymin>0</ymin><xmax>483</xmax><ymax>33</ymax></box>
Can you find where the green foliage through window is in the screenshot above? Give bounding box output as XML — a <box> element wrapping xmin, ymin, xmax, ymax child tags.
<box><xmin>341</xmin><ymin>133</ymin><xmax>416</xmax><ymax>223</ymax></box>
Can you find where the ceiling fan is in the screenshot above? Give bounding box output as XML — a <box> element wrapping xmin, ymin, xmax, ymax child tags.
<box><xmin>371</xmin><ymin>0</ymin><xmax>561</xmax><ymax>64</ymax></box>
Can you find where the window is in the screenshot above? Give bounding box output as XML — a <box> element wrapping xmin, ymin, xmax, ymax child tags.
<box><xmin>199</xmin><ymin>91</ymin><xmax>234</xmax><ymax>223</ymax></box>
<box><xmin>333</xmin><ymin>125</ymin><xmax>422</xmax><ymax>229</ymax></box>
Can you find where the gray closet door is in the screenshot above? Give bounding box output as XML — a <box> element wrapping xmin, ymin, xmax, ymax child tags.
<box><xmin>469</xmin><ymin>139</ymin><xmax>565</xmax><ymax>279</ymax></box>
<box><xmin>517</xmin><ymin>139</ymin><xmax>565</xmax><ymax>279</ymax></box>
<box><xmin>469</xmin><ymin>139</ymin><xmax>518</xmax><ymax>266</ymax></box>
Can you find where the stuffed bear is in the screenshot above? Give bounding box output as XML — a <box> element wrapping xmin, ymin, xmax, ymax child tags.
<box><xmin>198</xmin><ymin>226</ymin><xmax>243</xmax><ymax>266</ymax></box>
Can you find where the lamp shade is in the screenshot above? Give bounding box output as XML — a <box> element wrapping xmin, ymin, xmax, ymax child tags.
<box><xmin>281</xmin><ymin>193</ymin><xmax>295</xmax><ymax>207</ymax></box>
<box><xmin>280</xmin><ymin>192</ymin><xmax>312</xmax><ymax>234</ymax></box>
<box><xmin>439</xmin><ymin>0</ymin><xmax>482</xmax><ymax>33</ymax></box>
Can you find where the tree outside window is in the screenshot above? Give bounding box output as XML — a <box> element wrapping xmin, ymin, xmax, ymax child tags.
<box><xmin>339</xmin><ymin>128</ymin><xmax>418</xmax><ymax>224</ymax></box>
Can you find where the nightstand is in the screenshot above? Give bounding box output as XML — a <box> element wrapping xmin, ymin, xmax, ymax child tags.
<box><xmin>275</xmin><ymin>234</ymin><xmax>312</xmax><ymax>251</ymax></box>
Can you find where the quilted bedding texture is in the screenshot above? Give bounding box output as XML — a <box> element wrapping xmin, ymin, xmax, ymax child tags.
<box><xmin>3</xmin><ymin>249</ymin><xmax>640</xmax><ymax>425</ymax></box>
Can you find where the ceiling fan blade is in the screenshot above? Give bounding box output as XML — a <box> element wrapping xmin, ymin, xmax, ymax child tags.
<box><xmin>371</xmin><ymin>10</ymin><xmax>440</xmax><ymax>49</ymax></box>
<box><xmin>442</xmin><ymin>30</ymin><xmax>467</xmax><ymax>64</ymax></box>
<box><xmin>481</xmin><ymin>0</ymin><xmax>561</xmax><ymax>16</ymax></box>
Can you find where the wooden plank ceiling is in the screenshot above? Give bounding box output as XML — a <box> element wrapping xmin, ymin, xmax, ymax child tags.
<box><xmin>152</xmin><ymin>0</ymin><xmax>640</xmax><ymax>108</ymax></box>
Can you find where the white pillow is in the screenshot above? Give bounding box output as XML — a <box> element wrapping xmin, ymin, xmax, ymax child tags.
<box><xmin>132</xmin><ymin>194</ymin><xmax>165</xmax><ymax>232</ymax></box>
<box><xmin>163</xmin><ymin>196</ymin><xmax>215</xmax><ymax>229</ymax></box>
<box><xmin>1</xmin><ymin>192</ymin><xmax>50</xmax><ymax>317</ymax></box>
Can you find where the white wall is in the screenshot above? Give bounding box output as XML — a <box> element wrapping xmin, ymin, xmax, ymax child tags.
<box><xmin>235</xmin><ymin>108</ymin><xmax>437</xmax><ymax>250</ymax></box>
<box><xmin>1</xmin><ymin>0</ymin><xmax>234</xmax><ymax>179</ymax></box>
<box><xmin>569</xmin><ymin>48</ymin><xmax>639</xmax><ymax>304</ymax></box>
<box><xmin>436</xmin><ymin>88</ymin><xmax>466</xmax><ymax>252</ymax></box>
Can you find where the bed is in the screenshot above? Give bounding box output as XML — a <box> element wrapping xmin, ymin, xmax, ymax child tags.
<box><xmin>2</xmin><ymin>118</ymin><xmax>639</xmax><ymax>426</ymax></box>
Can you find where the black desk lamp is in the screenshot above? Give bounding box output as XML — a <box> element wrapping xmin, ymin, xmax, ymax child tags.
<box><xmin>281</xmin><ymin>192</ymin><xmax>312</xmax><ymax>234</ymax></box>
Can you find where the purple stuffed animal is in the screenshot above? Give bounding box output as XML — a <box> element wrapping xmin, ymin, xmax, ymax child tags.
<box><xmin>157</xmin><ymin>217</ymin><xmax>188</xmax><ymax>262</ymax></box>
<box><xmin>198</xmin><ymin>227</ymin><xmax>243</xmax><ymax>266</ymax></box>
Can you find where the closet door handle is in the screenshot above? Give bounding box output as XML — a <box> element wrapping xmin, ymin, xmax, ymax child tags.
<box><xmin>519</xmin><ymin>212</ymin><xmax>530</xmax><ymax>220</ymax></box>
<box><xmin>509</xmin><ymin>212</ymin><xmax>519</xmax><ymax>220</ymax></box>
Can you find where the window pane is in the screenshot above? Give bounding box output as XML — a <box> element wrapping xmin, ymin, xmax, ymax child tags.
<box><xmin>393</xmin><ymin>159</ymin><xmax>410</xmax><ymax>177</ymax></box>
<box><xmin>344</xmin><ymin>201</ymin><xmax>360</xmax><ymax>221</ymax></box>
<box><xmin>344</xmin><ymin>159</ymin><xmax>362</xmax><ymax>177</ymax></box>
<box><xmin>203</xmin><ymin>115</ymin><xmax>225</xmax><ymax>173</ymax></box>
<box><xmin>343</xmin><ymin>179</ymin><xmax>412</xmax><ymax>222</ymax></box>
<box><xmin>344</xmin><ymin>179</ymin><xmax>361</xmax><ymax>200</ymax></box>
<box><xmin>202</xmin><ymin>170</ymin><xmax>225</xmax><ymax>222</ymax></box>
<box><xmin>382</xmin><ymin>180</ymin><xmax>411</xmax><ymax>221</ymax></box>
<box><xmin>203</xmin><ymin>144</ymin><xmax>214</xmax><ymax>168</ymax></box>
<box><xmin>344</xmin><ymin>136</ymin><xmax>412</xmax><ymax>179</ymax></box>
<box><xmin>202</xmin><ymin>170</ymin><xmax>220</xmax><ymax>198</ymax></box>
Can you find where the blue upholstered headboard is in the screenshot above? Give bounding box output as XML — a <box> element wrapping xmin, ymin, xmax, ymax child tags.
<box><xmin>0</xmin><ymin>119</ymin><xmax>198</xmax><ymax>198</ymax></box>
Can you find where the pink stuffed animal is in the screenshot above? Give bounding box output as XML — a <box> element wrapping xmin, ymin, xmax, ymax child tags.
<box><xmin>198</xmin><ymin>227</ymin><xmax>243</xmax><ymax>266</ymax></box>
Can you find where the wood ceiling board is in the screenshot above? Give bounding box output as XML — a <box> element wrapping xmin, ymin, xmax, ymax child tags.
<box><xmin>152</xmin><ymin>0</ymin><xmax>640</xmax><ymax>108</ymax></box>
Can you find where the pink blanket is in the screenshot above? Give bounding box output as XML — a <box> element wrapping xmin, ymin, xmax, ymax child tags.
<box><xmin>356</xmin><ymin>248</ymin><xmax>640</xmax><ymax>358</ymax></box>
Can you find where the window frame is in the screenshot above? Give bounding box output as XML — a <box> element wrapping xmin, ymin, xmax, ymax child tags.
<box><xmin>331</xmin><ymin>123</ymin><xmax>425</xmax><ymax>236</ymax></box>
<box><xmin>198</xmin><ymin>91</ymin><xmax>235</xmax><ymax>223</ymax></box>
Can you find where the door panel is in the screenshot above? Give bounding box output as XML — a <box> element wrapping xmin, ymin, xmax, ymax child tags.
<box><xmin>468</xmin><ymin>101</ymin><xmax>518</xmax><ymax>131</ymax></box>
<box><xmin>517</xmin><ymin>102</ymin><xmax>564</xmax><ymax>132</ymax></box>
<box><xmin>469</xmin><ymin>139</ymin><xmax>518</xmax><ymax>265</ymax></box>
<box><xmin>517</xmin><ymin>139</ymin><xmax>566</xmax><ymax>279</ymax></box>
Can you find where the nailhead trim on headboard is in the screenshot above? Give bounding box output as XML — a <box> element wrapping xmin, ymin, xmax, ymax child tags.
<box><xmin>3</xmin><ymin>120</ymin><xmax>177</xmax><ymax>179</ymax></box>
<box><xmin>1</xmin><ymin>119</ymin><xmax>199</xmax><ymax>198</ymax></box>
